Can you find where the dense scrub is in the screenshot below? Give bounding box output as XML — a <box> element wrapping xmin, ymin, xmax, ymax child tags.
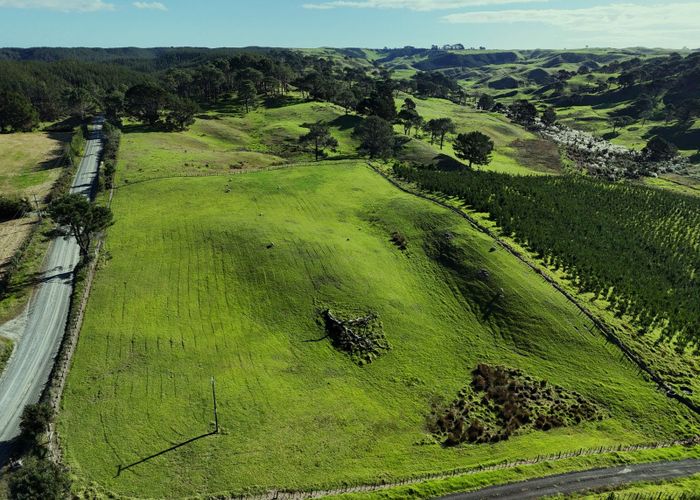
<box><xmin>429</xmin><ymin>364</ymin><xmax>601</xmax><ymax>446</ymax></box>
<box><xmin>0</xmin><ymin>196</ymin><xmax>31</xmax><ymax>222</ymax></box>
<box><xmin>322</xmin><ymin>309</ymin><xmax>389</xmax><ymax>364</ymax></box>
<box><xmin>394</xmin><ymin>164</ymin><xmax>700</xmax><ymax>349</ymax></box>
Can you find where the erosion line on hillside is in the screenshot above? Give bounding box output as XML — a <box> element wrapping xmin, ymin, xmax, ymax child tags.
<box><xmin>366</xmin><ymin>163</ymin><xmax>700</xmax><ymax>417</ymax></box>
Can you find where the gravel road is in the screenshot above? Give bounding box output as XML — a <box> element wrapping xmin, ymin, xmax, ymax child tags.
<box><xmin>439</xmin><ymin>459</ymin><xmax>700</xmax><ymax>499</ymax></box>
<box><xmin>0</xmin><ymin>123</ymin><xmax>102</xmax><ymax>462</ymax></box>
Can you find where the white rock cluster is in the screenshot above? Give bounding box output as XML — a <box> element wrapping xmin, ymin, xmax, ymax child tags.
<box><xmin>536</xmin><ymin>122</ymin><xmax>687</xmax><ymax>181</ymax></box>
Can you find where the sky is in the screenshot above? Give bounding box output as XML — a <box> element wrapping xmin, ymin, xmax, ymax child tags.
<box><xmin>0</xmin><ymin>0</ymin><xmax>698</xmax><ymax>49</ymax></box>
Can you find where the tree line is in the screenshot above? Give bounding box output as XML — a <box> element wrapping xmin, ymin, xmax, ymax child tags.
<box><xmin>393</xmin><ymin>163</ymin><xmax>700</xmax><ymax>350</ymax></box>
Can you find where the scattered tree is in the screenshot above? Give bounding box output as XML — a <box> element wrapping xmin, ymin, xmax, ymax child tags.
<box><xmin>0</xmin><ymin>91</ymin><xmax>39</xmax><ymax>132</ymax></box>
<box><xmin>424</xmin><ymin>118</ymin><xmax>456</xmax><ymax>149</ymax></box>
<box><xmin>299</xmin><ymin>121</ymin><xmax>338</xmax><ymax>161</ymax></box>
<box><xmin>48</xmin><ymin>194</ymin><xmax>113</xmax><ymax>260</ymax></box>
<box><xmin>608</xmin><ymin>115</ymin><xmax>633</xmax><ymax>134</ymax></box>
<box><xmin>477</xmin><ymin>94</ymin><xmax>495</xmax><ymax>111</ymax></box>
<box><xmin>453</xmin><ymin>131</ymin><xmax>495</xmax><ymax>169</ymax></box>
<box><xmin>354</xmin><ymin>116</ymin><xmax>395</xmax><ymax>159</ymax></box>
<box><xmin>643</xmin><ymin>136</ymin><xmax>678</xmax><ymax>162</ymax></box>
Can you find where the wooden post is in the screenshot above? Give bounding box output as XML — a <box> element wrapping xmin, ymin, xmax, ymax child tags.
<box><xmin>211</xmin><ymin>377</ymin><xmax>219</xmax><ymax>434</ymax></box>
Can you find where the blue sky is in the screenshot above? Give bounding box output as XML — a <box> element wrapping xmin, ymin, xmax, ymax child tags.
<box><xmin>0</xmin><ymin>0</ymin><xmax>698</xmax><ymax>49</ymax></box>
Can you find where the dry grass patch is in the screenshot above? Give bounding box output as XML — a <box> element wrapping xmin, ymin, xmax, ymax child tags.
<box><xmin>0</xmin><ymin>217</ymin><xmax>38</xmax><ymax>276</ymax></box>
<box><xmin>0</xmin><ymin>132</ymin><xmax>70</xmax><ymax>198</ymax></box>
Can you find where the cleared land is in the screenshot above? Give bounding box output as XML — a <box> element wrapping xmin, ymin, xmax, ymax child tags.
<box><xmin>0</xmin><ymin>131</ymin><xmax>69</xmax><ymax>281</ymax></box>
<box><xmin>60</xmin><ymin>161</ymin><xmax>697</xmax><ymax>498</ymax></box>
<box><xmin>0</xmin><ymin>131</ymin><xmax>69</xmax><ymax>198</ymax></box>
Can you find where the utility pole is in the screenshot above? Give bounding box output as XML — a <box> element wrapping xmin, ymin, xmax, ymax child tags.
<box><xmin>211</xmin><ymin>377</ymin><xmax>219</xmax><ymax>434</ymax></box>
<box><xmin>33</xmin><ymin>194</ymin><xmax>42</xmax><ymax>219</ymax></box>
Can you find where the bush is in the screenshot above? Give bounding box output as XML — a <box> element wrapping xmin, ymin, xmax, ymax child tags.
<box><xmin>19</xmin><ymin>402</ymin><xmax>53</xmax><ymax>445</ymax></box>
<box><xmin>0</xmin><ymin>196</ymin><xmax>32</xmax><ymax>222</ymax></box>
<box><xmin>8</xmin><ymin>456</ymin><xmax>71</xmax><ymax>500</ymax></box>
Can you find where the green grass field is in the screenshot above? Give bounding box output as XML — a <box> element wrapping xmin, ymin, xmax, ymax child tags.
<box><xmin>60</xmin><ymin>161</ymin><xmax>698</xmax><ymax>498</ymax></box>
<box><xmin>117</xmin><ymin>99</ymin><xmax>360</xmax><ymax>185</ymax></box>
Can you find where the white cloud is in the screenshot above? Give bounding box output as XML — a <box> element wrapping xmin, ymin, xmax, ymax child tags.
<box><xmin>303</xmin><ymin>0</ymin><xmax>547</xmax><ymax>11</ymax></box>
<box><xmin>443</xmin><ymin>2</ymin><xmax>700</xmax><ymax>42</ymax></box>
<box><xmin>133</xmin><ymin>1</ymin><xmax>166</xmax><ymax>10</ymax></box>
<box><xmin>0</xmin><ymin>0</ymin><xmax>114</xmax><ymax>11</ymax></box>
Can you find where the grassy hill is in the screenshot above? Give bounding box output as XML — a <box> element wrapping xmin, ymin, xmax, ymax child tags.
<box><xmin>394</xmin><ymin>95</ymin><xmax>563</xmax><ymax>175</ymax></box>
<box><xmin>60</xmin><ymin>157</ymin><xmax>698</xmax><ymax>497</ymax></box>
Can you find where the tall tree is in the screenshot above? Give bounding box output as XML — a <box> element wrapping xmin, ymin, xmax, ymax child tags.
<box><xmin>477</xmin><ymin>94</ymin><xmax>495</xmax><ymax>111</ymax></box>
<box><xmin>0</xmin><ymin>91</ymin><xmax>38</xmax><ymax>132</ymax></box>
<box><xmin>124</xmin><ymin>83</ymin><xmax>166</xmax><ymax>126</ymax></box>
<box><xmin>424</xmin><ymin>118</ymin><xmax>456</xmax><ymax>149</ymax></box>
<box><xmin>509</xmin><ymin>100</ymin><xmax>538</xmax><ymax>125</ymax></box>
<box><xmin>453</xmin><ymin>131</ymin><xmax>495</xmax><ymax>169</ymax></box>
<box><xmin>164</xmin><ymin>97</ymin><xmax>199</xmax><ymax>131</ymax></box>
<box><xmin>299</xmin><ymin>121</ymin><xmax>338</xmax><ymax>161</ymax></box>
<box><xmin>541</xmin><ymin>106</ymin><xmax>558</xmax><ymax>127</ymax></box>
<box><xmin>354</xmin><ymin>116</ymin><xmax>395</xmax><ymax>159</ymax></box>
<box><xmin>48</xmin><ymin>194</ymin><xmax>113</xmax><ymax>260</ymax></box>
<box><xmin>357</xmin><ymin>79</ymin><xmax>396</xmax><ymax>121</ymax></box>
<box><xmin>334</xmin><ymin>88</ymin><xmax>358</xmax><ymax>115</ymax></box>
<box><xmin>19</xmin><ymin>403</ymin><xmax>52</xmax><ymax>445</ymax></box>
<box><xmin>643</xmin><ymin>136</ymin><xmax>678</xmax><ymax>162</ymax></box>
<box><xmin>237</xmin><ymin>80</ymin><xmax>257</xmax><ymax>113</ymax></box>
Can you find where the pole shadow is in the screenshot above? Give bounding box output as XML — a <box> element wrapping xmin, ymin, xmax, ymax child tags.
<box><xmin>116</xmin><ymin>430</ymin><xmax>217</xmax><ymax>477</ymax></box>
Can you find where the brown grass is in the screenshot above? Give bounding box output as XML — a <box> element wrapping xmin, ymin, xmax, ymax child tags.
<box><xmin>507</xmin><ymin>139</ymin><xmax>563</xmax><ymax>173</ymax></box>
<box><xmin>0</xmin><ymin>131</ymin><xmax>70</xmax><ymax>198</ymax></box>
<box><xmin>0</xmin><ymin>217</ymin><xmax>38</xmax><ymax>278</ymax></box>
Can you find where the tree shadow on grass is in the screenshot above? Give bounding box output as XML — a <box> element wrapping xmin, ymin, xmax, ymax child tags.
<box><xmin>329</xmin><ymin>114</ymin><xmax>363</xmax><ymax>131</ymax></box>
<box><xmin>263</xmin><ymin>95</ymin><xmax>304</xmax><ymax>109</ymax></box>
<box><xmin>120</xmin><ymin>123</ymin><xmax>166</xmax><ymax>134</ymax></box>
<box><xmin>645</xmin><ymin>123</ymin><xmax>700</xmax><ymax>151</ymax></box>
<box><xmin>116</xmin><ymin>431</ymin><xmax>217</xmax><ymax>477</ymax></box>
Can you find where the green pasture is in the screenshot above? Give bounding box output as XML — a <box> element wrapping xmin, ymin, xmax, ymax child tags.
<box><xmin>60</xmin><ymin>162</ymin><xmax>697</xmax><ymax>498</ymax></box>
<box><xmin>117</xmin><ymin>99</ymin><xmax>361</xmax><ymax>185</ymax></box>
<box><xmin>397</xmin><ymin>96</ymin><xmax>561</xmax><ymax>175</ymax></box>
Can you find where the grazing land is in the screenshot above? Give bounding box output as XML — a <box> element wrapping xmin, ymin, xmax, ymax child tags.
<box><xmin>0</xmin><ymin>131</ymin><xmax>69</xmax><ymax>198</ymax></box>
<box><xmin>60</xmin><ymin>161</ymin><xmax>697</xmax><ymax>497</ymax></box>
<box><xmin>396</xmin><ymin>96</ymin><xmax>562</xmax><ymax>175</ymax></box>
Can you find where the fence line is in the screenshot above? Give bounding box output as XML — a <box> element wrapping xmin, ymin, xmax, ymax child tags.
<box><xmin>367</xmin><ymin>163</ymin><xmax>700</xmax><ymax>417</ymax></box>
<box><xmin>42</xmin><ymin>186</ymin><xmax>114</xmax><ymax>463</ymax></box>
<box><xmin>229</xmin><ymin>438</ymin><xmax>700</xmax><ymax>500</ymax></box>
